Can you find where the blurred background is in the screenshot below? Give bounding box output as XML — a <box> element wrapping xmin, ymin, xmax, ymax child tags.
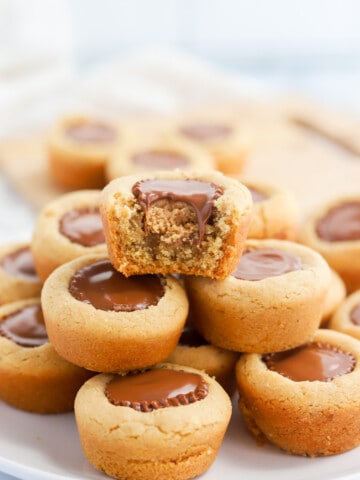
<box><xmin>2</xmin><ymin>0</ymin><xmax>360</xmax><ymax>137</ymax></box>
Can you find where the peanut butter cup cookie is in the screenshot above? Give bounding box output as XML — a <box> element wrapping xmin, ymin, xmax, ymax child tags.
<box><xmin>100</xmin><ymin>169</ymin><xmax>252</xmax><ymax>279</ymax></box>
<box><xmin>106</xmin><ymin>136</ymin><xmax>214</xmax><ymax>180</ymax></box>
<box><xmin>0</xmin><ymin>242</ymin><xmax>42</xmax><ymax>304</ymax></box>
<box><xmin>328</xmin><ymin>290</ymin><xmax>360</xmax><ymax>339</ymax></box>
<box><xmin>41</xmin><ymin>254</ymin><xmax>188</xmax><ymax>372</ymax></box>
<box><xmin>300</xmin><ymin>196</ymin><xmax>360</xmax><ymax>292</ymax></box>
<box><xmin>185</xmin><ymin>239</ymin><xmax>331</xmax><ymax>353</ymax></box>
<box><xmin>48</xmin><ymin>115</ymin><xmax>121</xmax><ymax>190</ymax></box>
<box><xmin>31</xmin><ymin>190</ymin><xmax>107</xmax><ymax>281</ymax></box>
<box><xmin>75</xmin><ymin>363</ymin><xmax>232</xmax><ymax>480</ymax></box>
<box><xmin>0</xmin><ymin>298</ymin><xmax>92</xmax><ymax>413</ymax></box>
<box><xmin>321</xmin><ymin>268</ymin><xmax>346</xmax><ymax>326</ymax></box>
<box><xmin>236</xmin><ymin>329</ymin><xmax>360</xmax><ymax>456</ymax></box>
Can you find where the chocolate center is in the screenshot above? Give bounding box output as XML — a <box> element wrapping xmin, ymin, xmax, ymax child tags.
<box><xmin>69</xmin><ymin>260</ymin><xmax>165</xmax><ymax>312</ymax></box>
<box><xmin>0</xmin><ymin>305</ymin><xmax>48</xmax><ymax>348</ymax></box>
<box><xmin>316</xmin><ymin>201</ymin><xmax>360</xmax><ymax>242</ymax></box>
<box><xmin>132</xmin><ymin>150</ymin><xmax>189</xmax><ymax>169</ymax></box>
<box><xmin>179</xmin><ymin>324</ymin><xmax>208</xmax><ymax>347</ymax></box>
<box><xmin>132</xmin><ymin>179</ymin><xmax>223</xmax><ymax>246</ymax></box>
<box><xmin>232</xmin><ymin>248</ymin><xmax>302</xmax><ymax>281</ymax></box>
<box><xmin>66</xmin><ymin>122</ymin><xmax>116</xmax><ymax>143</ymax></box>
<box><xmin>350</xmin><ymin>304</ymin><xmax>360</xmax><ymax>326</ymax></box>
<box><xmin>179</xmin><ymin>124</ymin><xmax>232</xmax><ymax>141</ymax></box>
<box><xmin>263</xmin><ymin>342</ymin><xmax>356</xmax><ymax>382</ymax></box>
<box><xmin>1</xmin><ymin>246</ymin><xmax>39</xmax><ymax>281</ymax></box>
<box><xmin>248</xmin><ymin>187</ymin><xmax>268</xmax><ymax>203</ymax></box>
<box><xmin>105</xmin><ymin>369</ymin><xmax>208</xmax><ymax>412</ymax></box>
<box><xmin>59</xmin><ymin>207</ymin><xmax>105</xmax><ymax>247</ymax></box>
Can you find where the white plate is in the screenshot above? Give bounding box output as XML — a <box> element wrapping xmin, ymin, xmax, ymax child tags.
<box><xmin>0</xmin><ymin>396</ymin><xmax>360</xmax><ymax>480</ymax></box>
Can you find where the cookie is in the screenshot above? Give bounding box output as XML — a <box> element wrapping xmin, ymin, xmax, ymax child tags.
<box><xmin>166</xmin><ymin>321</ymin><xmax>239</xmax><ymax>395</ymax></box>
<box><xmin>238</xmin><ymin>179</ymin><xmax>299</xmax><ymax>240</ymax></box>
<box><xmin>41</xmin><ymin>253</ymin><xmax>188</xmax><ymax>372</ymax></box>
<box><xmin>74</xmin><ymin>363</ymin><xmax>232</xmax><ymax>480</ymax></box>
<box><xmin>48</xmin><ymin>115</ymin><xmax>121</xmax><ymax>190</ymax></box>
<box><xmin>106</xmin><ymin>135</ymin><xmax>215</xmax><ymax>181</ymax></box>
<box><xmin>299</xmin><ymin>196</ymin><xmax>360</xmax><ymax>292</ymax></box>
<box><xmin>31</xmin><ymin>190</ymin><xmax>107</xmax><ymax>281</ymax></box>
<box><xmin>328</xmin><ymin>290</ymin><xmax>360</xmax><ymax>339</ymax></box>
<box><xmin>0</xmin><ymin>242</ymin><xmax>42</xmax><ymax>304</ymax></box>
<box><xmin>236</xmin><ymin>329</ymin><xmax>360</xmax><ymax>456</ymax></box>
<box><xmin>185</xmin><ymin>239</ymin><xmax>331</xmax><ymax>353</ymax></box>
<box><xmin>100</xmin><ymin>169</ymin><xmax>252</xmax><ymax>279</ymax></box>
<box><xmin>0</xmin><ymin>298</ymin><xmax>92</xmax><ymax>413</ymax></box>
<box><xmin>321</xmin><ymin>268</ymin><xmax>346</xmax><ymax>326</ymax></box>
<box><xmin>166</xmin><ymin>117</ymin><xmax>251</xmax><ymax>174</ymax></box>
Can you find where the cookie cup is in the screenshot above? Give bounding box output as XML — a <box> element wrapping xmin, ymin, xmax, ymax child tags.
<box><xmin>321</xmin><ymin>268</ymin><xmax>346</xmax><ymax>326</ymax></box>
<box><xmin>329</xmin><ymin>290</ymin><xmax>360</xmax><ymax>339</ymax></box>
<box><xmin>41</xmin><ymin>254</ymin><xmax>189</xmax><ymax>372</ymax></box>
<box><xmin>299</xmin><ymin>196</ymin><xmax>360</xmax><ymax>292</ymax></box>
<box><xmin>31</xmin><ymin>190</ymin><xmax>107</xmax><ymax>281</ymax></box>
<box><xmin>74</xmin><ymin>363</ymin><xmax>232</xmax><ymax>480</ymax></box>
<box><xmin>236</xmin><ymin>329</ymin><xmax>360</xmax><ymax>456</ymax></box>
<box><xmin>0</xmin><ymin>242</ymin><xmax>42</xmax><ymax>304</ymax></box>
<box><xmin>185</xmin><ymin>239</ymin><xmax>331</xmax><ymax>353</ymax></box>
<box><xmin>0</xmin><ymin>298</ymin><xmax>92</xmax><ymax>413</ymax></box>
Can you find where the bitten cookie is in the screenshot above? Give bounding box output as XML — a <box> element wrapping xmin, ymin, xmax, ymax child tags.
<box><xmin>239</xmin><ymin>179</ymin><xmax>299</xmax><ymax>240</ymax></box>
<box><xmin>31</xmin><ymin>190</ymin><xmax>107</xmax><ymax>281</ymax></box>
<box><xmin>0</xmin><ymin>298</ymin><xmax>92</xmax><ymax>413</ymax></box>
<box><xmin>74</xmin><ymin>363</ymin><xmax>232</xmax><ymax>480</ymax></box>
<box><xmin>236</xmin><ymin>329</ymin><xmax>360</xmax><ymax>456</ymax></box>
<box><xmin>185</xmin><ymin>239</ymin><xmax>331</xmax><ymax>353</ymax></box>
<box><xmin>299</xmin><ymin>196</ymin><xmax>360</xmax><ymax>292</ymax></box>
<box><xmin>106</xmin><ymin>135</ymin><xmax>215</xmax><ymax>180</ymax></box>
<box><xmin>0</xmin><ymin>242</ymin><xmax>42</xmax><ymax>304</ymax></box>
<box><xmin>328</xmin><ymin>290</ymin><xmax>360</xmax><ymax>340</ymax></box>
<box><xmin>166</xmin><ymin>117</ymin><xmax>251</xmax><ymax>174</ymax></box>
<box><xmin>100</xmin><ymin>169</ymin><xmax>252</xmax><ymax>279</ymax></box>
<box><xmin>48</xmin><ymin>115</ymin><xmax>121</xmax><ymax>190</ymax></box>
<box><xmin>41</xmin><ymin>254</ymin><xmax>188</xmax><ymax>372</ymax></box>
<box><xmin>166</xmin><ymin>321</ymin><xmax>239</xmax><ymax>395</ymax></box>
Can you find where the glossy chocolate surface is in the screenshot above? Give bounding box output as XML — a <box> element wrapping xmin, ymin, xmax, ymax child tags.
<box><xmin>59</xmin><ymin>207</ymin><xmax>105</xmax><ymax>247</ymax></box>
<box><xmin>0</xmin><ymin>305</ymin><xmax>48</xmax><ymax>348</ymax></box>
<box><xmin>105</xmin><ymin>368</ymin><xmax>208</xmax><ymax>411</ymax></box>
<box><xmin>132</xmin><ymin>150</ymin><xmax>189</xmax><ymax>169</ymax></box>
<box><xmin>263</xmin><ymin>342</ymin><xmax>356</xmax><ymax>381</ymax></box>
<box><xmin>316</xmin><ymin>201</ymin><xmax>360</xmax><ymax>242</ymax></box>
<box><xmin>69</xmin><ymin>260</ymin><xmax>164</xmax><ymax>311</ymax></box>
<box><xmin>1</xmin><ymin>246</ymin><xmax>39</xmax><ymax>281</ymax></box>
<box><xmin>132</xmin><ymin>179</ymin><xmax>223</xmax><ymax>246</ymax></box>
<box><xmin>232</xmin><ymin>247</ymin><xmax>302</xmax><ymax>281</ymax></box>
<box><xmin>66</xmin><ymin>122</ymin><xmax>116</xmax><ymax>143</ymax></box>
<box><xmin>179</xmin><ymin>123</ymin><xmax>232</xmax><ymax>141</ymax></box>
<box><xmin>350</xmin><ymin>304</ymin><xmax>360</xmax><ymax>326</ymax></box>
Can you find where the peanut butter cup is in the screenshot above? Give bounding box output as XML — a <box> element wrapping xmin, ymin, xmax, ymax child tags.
<box><xmin>101</xmin><ymin>170</ymin><xmax>252</xmax><ymax>279</ymax></box>
<box><xmin>66</xmin><ymin>121</ymin><xmax>116</xmax><ymax>143</ymax></box>
<box><xmin>131</xmin><ymin>150</ymin><xmax>189</xmax><ymax>169</ymax></box>
<box><xmin>1</xmin><ymin>246</ymin><xmax>39</xmax><ymax>281</ymax></box>
<box><xmin>179</xmin><ymin>123</ymin><xmax>232</xmax><ymax>141</ymax></box>
<box><xmin>75</xmin><ymin>365</ymin><xmax>232</xmax><ymax>480</ymax></box>
<box><xmin>0</xmin><ymin>304</ymin><xmax>47</xmax><ymax>348</ymax></box>
<box><xmin>316</xmin><ymin>201</ymin><xmax>360</xmax><ymax>242</ymax></box>
<box><xmin>59</xmin><ymin>206</ymin><xmax>105</xmax><ymax>247</ymax></box>
<box><xmin>105</xmin><ymin>369</ymin><xmax>208</xmax><ymax>412</ymax></box>
<box><xmin>351</xmin><ymin>304</ymin><xmax>360</xmax><ymax>325</ymax></box>
<box><xmin>328</xmin><ymin>290</ymin><xmax>360</xmax><ymax>341</ymax></box>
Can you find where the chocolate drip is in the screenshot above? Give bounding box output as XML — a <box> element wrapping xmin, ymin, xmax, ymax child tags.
<box><xmin>0</xmin><ymin>305</ymin><xmax>48</xmax><ymax>348</ymax></box>
<box><xmin>263</xmin><ymin>342</ymin><xmax>356</xmax><ymax>382</ymax></box>
<box><xmin>59</xmin><ymin>206</ymin><xmax>105</xmax><ymax>247</ymax></box>
<box><xmin>105</xmin><ymin>369</ymin><xmax>208</xmax><ymax>412</ymax></box>
<box><xmin>132</xmin><ymin>179</ymin><xmax>223</xmax><ymax>246</ymax></box>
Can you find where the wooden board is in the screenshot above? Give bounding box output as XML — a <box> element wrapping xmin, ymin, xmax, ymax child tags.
<box><xmin>0</xmin><ymin>98</ymin><xmax>359</xmax><ymax>218</ymax></box>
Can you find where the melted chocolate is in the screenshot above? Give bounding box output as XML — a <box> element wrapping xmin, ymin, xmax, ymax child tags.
<box><xmin>263</xmin><ymin>342</ymin><xmax>356</xmax><ymax>382</ymax></box>
<box><xmin>316</xmin><ymin>201</ymin><xmax>360</xmax><ymax>242</ymax></box>
<box><xmin>105</xmin><ymin>369</ymin><xmax>208</xmax><ymax>412</ymax></box>
<box><xmin>66</xmin><ymin>122</ymin><xmax>116</xmax><ymax>143</ymax></box>
<box><xmin>69</xmin><ymin>260</ymin><xmax>164</xmax><ymax>312</ymax></box>
<box><xmin>59</xmin><ymin>207</ymin><xmax>105</xmax><ymax>247</ymax></box>
<box><xmin>0</xmin><ymin>305</ymin><xmax>48</xmax><ymax>348</ymax></box>
<box><xmin>132</xmin><ymin>150</ymin><xmax>189</xmax><ymax>169</ymax></box>
<box><xmin>179</xmin><ymin>124</ymin><xmax>232</xmax><ymax>141</ymax></box>
<box><xmin>248</xmin><ymin>187</ymin><xmax>268</xmax><ymax>203</ymax></box>
<box><xmin>179</xmin><ymin>324</ymin><xmax>208</xmax><ymax>347</ymax></box>
<box><xmin>132</xmin><ymin>179</ymin><xmax>223</xmax><ymax>246</ymax></box>
<box><xmin>232</xmin><ymin>248</ymin><xmax>302</xmax><ymax>281</ymax></box>
<box><xmin>1</xmin><ymin>247</ymin><xmax>39</xmax><ymax>281</ymax></box>
<box><xmin>350</xmin><ymin>304</ymin><xmax>360</xmax><ymax>326</ymax></box>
